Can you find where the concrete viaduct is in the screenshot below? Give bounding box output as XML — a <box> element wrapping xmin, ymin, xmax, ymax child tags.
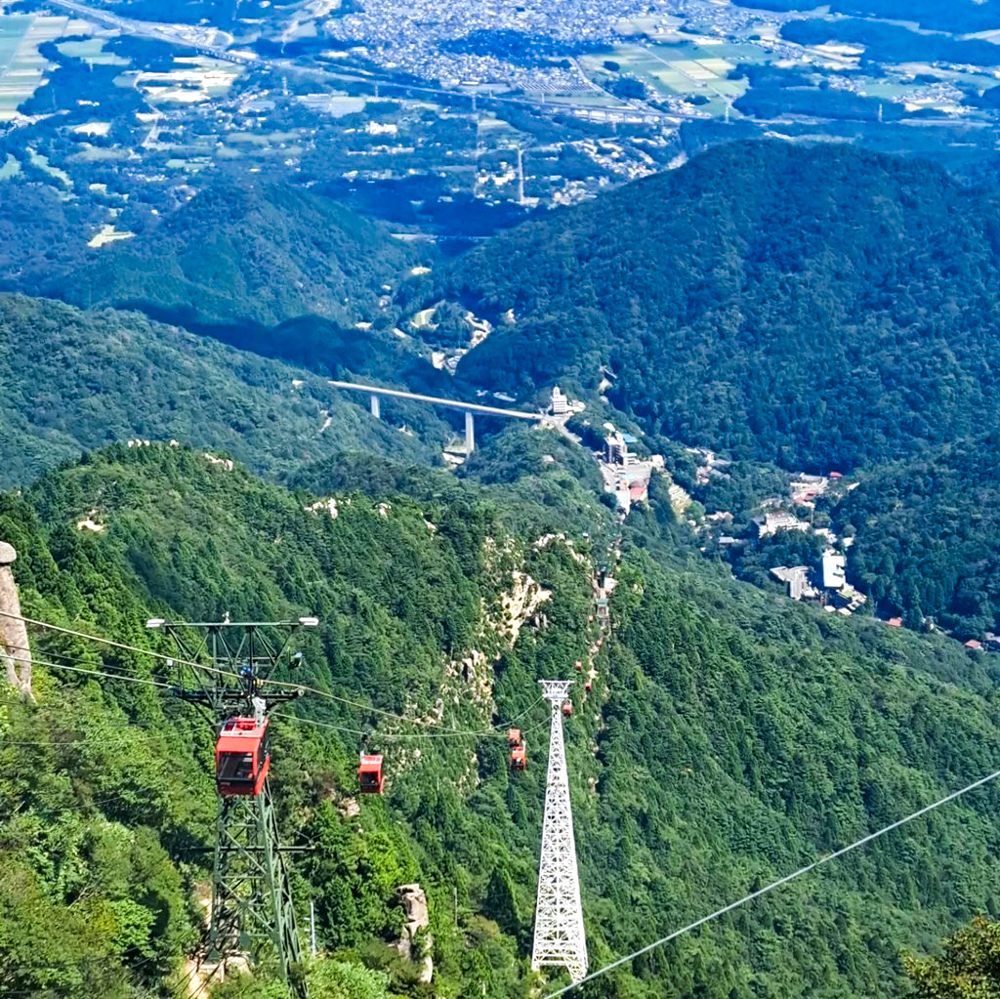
<box><xmin>329</xmin><ymin>381</ymin><xmax>545</xmax><ymax>454</ymax></box>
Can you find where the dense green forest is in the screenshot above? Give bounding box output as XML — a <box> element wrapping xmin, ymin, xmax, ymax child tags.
<box><xmin>9</xmin><ymin>125</ymin><xmax>1000</xmax><ymax>999</ymax></box>
<box><xmin>780</xmin><ymin>18</ymin><xmax>1000</xmax><ymax>69</ymax></box>
<box><xmin>438</xmin><ymin>142</ymin><xmax>1000</xmax><ymax>473</ymax></box>
<box><xmin>5</xmin><ymin>444</ymin><xmax>1000</xmax><ymax>997</ymax></box>
<box><xmin>731</xmin><ymin>0</ymin><xmax>1000</xmax><ymax>33</ymax></box>
<box><xmin>830</xmin><ymin>430</ymin><xmax>1000</xmax><ymax>638</ymax></box>
<box><xmin>0</xmin><ymin>293</ymin><xmax>445</xmax><ymax>487</ymax></box>
<box><xmin>55</xmin><ymin>181</ymin><xmax>421</xmax><ymax>329</ymax></box>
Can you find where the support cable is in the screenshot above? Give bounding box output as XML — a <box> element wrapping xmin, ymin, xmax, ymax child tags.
<box><xmin>3</xmin><ymin>640</ymin><xmax>174</xmax><ymax>685</ymax></box>
<box><xmin>3</xmin><ymin>609</ymin><xmax>547</xmax><ymax>737</ymax></box>
<box><xmin>272</xmin><ymin>704</ymin><xmax>551</xmax><ymax>742</ymax></box>
<box><xmin>540</xmin><ymin>765</ymin><xmax>1000</xmax><ymax>998</ymax></box>
<box><xmin>5</xmin><ymin>651</ymin><xmax>172</xmax><ymax>688</ymax></box>
<box><xmin>9</xmin><ymin>648</ymin><xmax>548</xmax><ymax>744</ymax></box>
<box><xmin>0</xmin><ymin>610</ymin><xmax>240</xmax><ymax>679</ymax></box>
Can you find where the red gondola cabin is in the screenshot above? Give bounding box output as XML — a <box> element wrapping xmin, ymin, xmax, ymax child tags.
<box><xmin>562</xmin><ymin>702</ymin><xmax>573</xmax><ymax>717</ymax></box>
<box><xmin>508</xmin><ymin>728</ymin><xmax>526</xmax><ymax>770</ymax></box>
<box><xmin>216</xmin><ymin>716</ymin><xmax>270</xmax><ymax>797</ymax></box>
<box><xmin>585</xmin><ymin>681</ymin><xmax>593</xmax><ymax>692</ymax></box>
<box><xmin>358</xmin><ymin>754</ymin><xmax>385</xmax><ymax>795</ymax></box>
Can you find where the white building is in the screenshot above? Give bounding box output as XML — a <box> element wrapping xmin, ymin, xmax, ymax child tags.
<box><xmin>551</xmin><ymin>385</ymin><xmax>569</xmax><ymax>415</ymax></box>
<box><xmin>757</xmin><ymin>511</ymin><xmax>810</xmax><ymax>538</ymax></box>
<box><xmin>821</xmin><ymin>553</ymin><xmax>847</xmax><ymax>590</ymax></box>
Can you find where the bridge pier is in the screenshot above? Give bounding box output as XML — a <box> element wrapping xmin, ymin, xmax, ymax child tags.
<box><xmin>371</xmin><ymin>394</ymin><xmax>381</xmax><ymax>419</ymax></box>
<box><xmin>465</xmin><ymin>411</ymin><xmax>475</xmax><ymax>455</ymax></box>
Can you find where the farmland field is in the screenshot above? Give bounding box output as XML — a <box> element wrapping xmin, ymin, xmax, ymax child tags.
<box><xmin>56</xmin><ymin>37</ymin><xmax>130</xmax><ymax>66</ymax></box>
<box><xmin>0</xmin><ymin>14</ymin><xmax>90</xmax><ymax>120</ymax></box>
<box><xmin>588</xmin><ymin>40</ymin><xmax>756</xmax><ymax>110</ymax></box>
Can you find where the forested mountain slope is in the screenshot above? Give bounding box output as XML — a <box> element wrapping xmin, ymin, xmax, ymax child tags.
<box><xmin>831</xmin><ymin>429</ymin><xmax>1000</xmax><ymax>638</ymax></box>
<box><xmin>0</xmin><ymin>294</ymin><xmax>441</xmax><ymax>487</ymax></box>
<box><xmin>441</xmin><ymin>142</ymin><xmax>1000</xmax><ymax>472</ymax></box>
<box><xmin>5</xmin><ymin>445</ymin><xmax>1000</xmax><ymax>997</ymax></box>
<box><xmin>57</xmin><ymin>181</ymin><xmax>420</xmax><ymax>329</ymax></box>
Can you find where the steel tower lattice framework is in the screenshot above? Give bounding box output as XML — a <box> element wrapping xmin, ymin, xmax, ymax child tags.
<box><xmin>532</xmin><ymin>679</ymin><xmax>588</xmax><ymax>984</ymax></box>
<box><xmin>150</xmin><ymin>617</ymin><xmax>316</xmax><ymax>998</ymax></box>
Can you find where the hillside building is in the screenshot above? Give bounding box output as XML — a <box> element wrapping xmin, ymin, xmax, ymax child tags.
<box><xmin>756</xmin><ymin>511</ymin><xmax>810</xmax><ymax>538</ymax></box>
<box><xmin>551</xmin><ymin>386</ymin><xmax>569</xmax><ymax>415</ymax></box>
<box><xmin>821</xmin><ymin>553</ymin><xmax>846</xmax><ymax>590</ymax></box>
<box><xmin>770</xmin><ymin>565</ymin><xmax>818</xmax><ymax>602</ymax></box>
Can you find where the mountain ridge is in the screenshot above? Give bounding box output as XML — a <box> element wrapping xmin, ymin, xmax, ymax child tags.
<box><xmin>0</xmin><ymin>293</ymin><xmax>442</xmax><ymax>487</ymax></box>
<box><xmin>57</xmin><ymin>180</ymin><xmax>422</xmax><ymax>330</ymax></box>
<box><xmin>437</xmin><ymin>141</ymin><xmax>1000</xmax><ymax>472</ymax></box>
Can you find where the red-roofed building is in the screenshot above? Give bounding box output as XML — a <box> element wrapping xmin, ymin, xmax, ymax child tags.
<box><xmin>886</xmin><ymin>617</ymin><xmax>903</xmax><ymax>628</ymax></box>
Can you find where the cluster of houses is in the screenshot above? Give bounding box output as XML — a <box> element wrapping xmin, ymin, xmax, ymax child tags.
<box><xmin>597</xmin><ymin>426</ymin><xmax>664</xmax><ymax>516</ymax></box>
<box><xmin>769</xmin><ymin>552</ymin><xmax>867</xmax><ymax>616</ymax></box>
<box><xmin>747</xmin><ymin>473</ymin><xmax>869</xmax><ymax>615</ymax></box>
<box><xmin>960</xmin><ymin>633</ymin><xmax>1000</xmax><ymax>653</ymax></box>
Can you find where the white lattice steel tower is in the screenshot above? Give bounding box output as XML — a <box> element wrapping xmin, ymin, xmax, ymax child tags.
<box><xmin>532</xmin><ymin>680</ymin><xmax>588</xmax><ymax>984</ymax></box>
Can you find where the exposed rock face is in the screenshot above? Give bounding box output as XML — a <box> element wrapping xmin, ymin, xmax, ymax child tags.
<box><xmin>0</xmin><ymin>543</ymin><xmax>33</xmax><ymax>701</ymax></box>
<box><xmin>396</xmin><ymin>883</ymin><xmax>433</xmax><ymax>984</ymax></box>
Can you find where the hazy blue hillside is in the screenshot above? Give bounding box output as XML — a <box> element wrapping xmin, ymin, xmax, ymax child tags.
<box><xmin>57</xmin><ymin>181</ymin><xmax>421</xmax><ymax>329</ymax></box>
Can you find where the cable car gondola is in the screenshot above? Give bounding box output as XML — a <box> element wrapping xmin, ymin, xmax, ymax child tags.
<box><xmin>358</xmin><ymin>753</ymin><xmax>385</xmax><ymax>795</ymax></box>
<box><xmin>508</xmin><ymin>728</ymin><xmax>526</xmax><ymax>770</ymax></box>
<box><xmin>562</xmin><ymin>702</ymin><xmax>573</xmax><ymax>717</ymax></box>
<box><xmin>215</xmin><ymin>716</ymin><xmax>270</xmax><ymax>797</ymax></box>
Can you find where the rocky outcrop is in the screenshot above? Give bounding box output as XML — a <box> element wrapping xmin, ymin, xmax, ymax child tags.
<box><xmin>396</xmin><ymin>883</ymin><xmax>433</xmax><ymax>984</ymax></box>
<box><xmin>0</xmin><ymin>543</ymin><xmax>34</xmax><ymax>701</ymax></box>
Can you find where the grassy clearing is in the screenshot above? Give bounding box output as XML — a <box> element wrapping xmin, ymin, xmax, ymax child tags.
<box><xmin>70</xmin><ymin>144</ymin><xmax>129</xmax><ymax>162</ymax></box>
<box><xmin>27</xmin><ymin>147</ymin><xmax>72</xmax><ymax>187</ymax></box>
<box><xmin>72</xmin><ymin>121</ymin><xmax>111</xmax><ymax>136</ymax></box>
<box><xmin>57</xmin><ymin>37</ymin><xmax>129</xmax><ymax>66</ymax></box>
<box><xmin>137</xmin><ymin>56</ymin><xmax>243</xmax><ymax>104</ymax></box>
<box><xmin>87</xmin><ymin>223</ymin><xmax>134</xmax><ymax>248</ymax></box>
<box><xmin>226</xmin><ymin>130</ymin><xmax>300</xmax><ymax>144</ymax></box>
<box><xmin>0</xmin><ymin>153</ymin><xmax>20</xmax><ymax>179</ymax></box>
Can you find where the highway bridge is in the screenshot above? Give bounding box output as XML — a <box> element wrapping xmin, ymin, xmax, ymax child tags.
<box><xmin>329</xmin><ymin>380</ymin><xmax>545</xmax><ymax>454</ymax></box>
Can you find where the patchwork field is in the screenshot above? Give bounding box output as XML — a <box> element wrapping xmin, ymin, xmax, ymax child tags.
<box><xmin>584</xmin><ymin>39</ymin><xmax>758</xmax><ymax>113</ymax></box>
<box><xmin>56</xmin><ymin>36</ymin><xmax>130</xmax><ymax>67</ymax></box>
<box><xmin>136</xmin><ymin>56</ymin><xmax>244</xmax><ymax>105</ymax></box>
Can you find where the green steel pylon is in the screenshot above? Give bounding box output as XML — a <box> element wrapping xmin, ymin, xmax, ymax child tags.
<box><xmin>150</xmin><ymin>617</ymin><xmax>317</xmax><ymax>999</ymax></box>
<box><xmin>209</xmin><ymin>782</ymin><xmax>306</xmax><ymax>995</ymax></box>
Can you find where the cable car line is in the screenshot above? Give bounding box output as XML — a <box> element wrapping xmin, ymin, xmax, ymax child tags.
<box><xmin>5</xmin><ymin>609</ymin><xmax>547</xmax><ymax>739</ymax></box>
<box><xmin>14</xmin><ymin>629</ymin><xmax>549</xmax><ymax>745</ymax></box>
<box><xmin>273</xmin><ymin>706</ymin><xmax>552</xmax><ymax>743</ymax></box>
<box><xmin>3</xmin><ymin>639</ymin><xmax>176</xmax><ymax>686</ymax></box>
<box><xmin>259</xmin><ymin>677</ymin><xmax>547</xmax><ymax>738</ymax></box>
<box><xmin>539</xmin><ymin>763</ymin><xmax>1000</xmax><ymax>998</ymax></box>
<box><xmin>0</xmin><ymin>609</ymin><xmax>242</xmax><ymax>680</ymax></box>
<box><xmin>6</xmin><ymin>651</ymin><xmax>173</xmax><ymax>689</ymax></box>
